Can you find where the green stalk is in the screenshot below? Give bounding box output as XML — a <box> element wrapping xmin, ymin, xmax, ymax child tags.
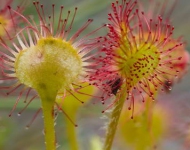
<box><xmin>65</xmin><ymin>111</ymin><xmax>79</xmax><ymax>150</ymax></box>
<box><xmin>39</xmin><ymin>90</ymin><xmax>57</xmax><ymax>150</ymax></box>
<box><xmin>103</xmin><ymin>87</ymin><xmax>128</xmax><ymax>150</ymax></box>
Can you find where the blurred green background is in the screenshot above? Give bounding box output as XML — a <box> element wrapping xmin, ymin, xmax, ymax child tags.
<box><xmin>0</xmin><ymin>0</ymin><xmax>190</xmax><ymax>150</ymax></box>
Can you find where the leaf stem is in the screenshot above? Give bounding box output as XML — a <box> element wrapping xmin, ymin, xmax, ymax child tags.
<box><xmin>103</xmin><ymin>87</ymin><xmax>127</xmax><ymax>150</ymax></box>
<box><xmin>39</xmin><ymin>90</ymin><xmax>57</xmax><ymax>150</ymax></box>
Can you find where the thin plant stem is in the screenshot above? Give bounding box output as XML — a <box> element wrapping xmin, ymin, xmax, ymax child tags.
<box><xmin>39</xmin><ymin>90</ymin><xmax>57</xmax><ymax>150</ymax></box>
<box><xmin>103</xmin><ymin>86</ymin><xmax>128</xmax><ymax>150</ymax></box>
<box><xmin>65</xmin><ymin>111</ymin><xmax>79</xmax><ymax>150</ymax></box>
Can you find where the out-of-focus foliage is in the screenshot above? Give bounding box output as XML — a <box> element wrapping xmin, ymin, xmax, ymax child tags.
<box><xmin>119</xmin><ymin>101</ymin><xmax>170</xmax><ymax>150</ymax></box>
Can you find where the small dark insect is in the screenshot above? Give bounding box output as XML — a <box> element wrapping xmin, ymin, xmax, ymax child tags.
<box><xmin>110</xmin><ymin>78</ymin><xmax>122</xmax><ymax>95</ymax></box>
<box><xmin>164</xmin><ymin>80</ymin><xmax>173</xmax><ymax>93</ymax></box>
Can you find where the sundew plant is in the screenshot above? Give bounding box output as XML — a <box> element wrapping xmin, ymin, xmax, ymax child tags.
<box><xmin>0</xmin><ymin>0</ymin><xmax>190</xmax><ymax>150</ymax></box>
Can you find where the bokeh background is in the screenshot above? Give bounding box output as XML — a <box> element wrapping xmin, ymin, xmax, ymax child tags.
<box><xmin>0</xmin><ymin>0</ymin><xmax>190</xmax><ymax>150</ymax></box>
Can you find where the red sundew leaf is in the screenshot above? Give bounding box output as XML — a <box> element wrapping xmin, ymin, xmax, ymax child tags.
<box><xmin>92</xmin><ymin>0</ymin><xmax>189</xmax><ymax>114</ymax></box>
